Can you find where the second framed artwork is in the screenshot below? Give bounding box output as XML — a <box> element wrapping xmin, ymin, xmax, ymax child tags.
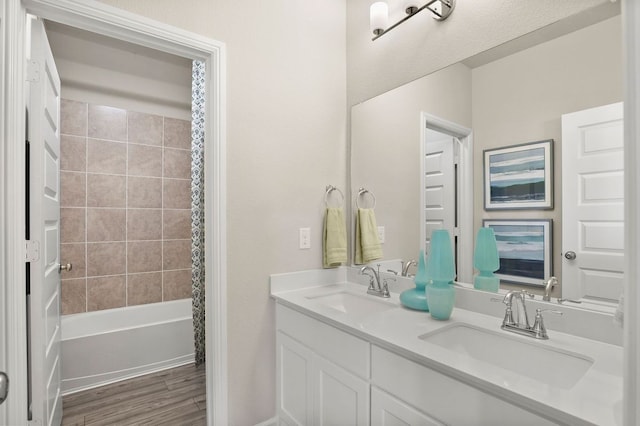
<box><xmin>483</xmin><ymin>219</ymin><xmax>552</xmax><ymax>286</ymax></box>
<box><xmin>483</xmin><ymin>139</ymin><xmax>553</xmax><ymax>210</ymax></box>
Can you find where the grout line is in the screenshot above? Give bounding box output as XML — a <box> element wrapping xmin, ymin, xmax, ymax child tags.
<box><xmin>161</xmin><ymin>116</ymin><xmax>165</xmax><ymax>303</ymax></box>
<box><xmin>125</xmin><ymin>110</ymin><xmax>129</xmax><ymax>308</ymax></box>
<box><xmin>84</xmin><ymin>102</ymin><xmax>89</xmax><ymax>314</ymax></box>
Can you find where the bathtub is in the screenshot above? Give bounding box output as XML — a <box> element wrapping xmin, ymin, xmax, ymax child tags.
<box><xmin>61</xmin><ymin>299</ymin><xmax>195</xmax><ymax>395</ymax></box>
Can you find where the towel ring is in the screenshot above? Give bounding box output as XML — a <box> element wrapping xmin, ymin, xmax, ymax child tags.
<box><xmin>356</xmin><ymin>187</ymin><xmax>376</xmax><ymax>209</ymax></box>
<box><xmin>325</xmin><ymin>185</ymin><xmax>344</xmax><ymax>208</ymax></box>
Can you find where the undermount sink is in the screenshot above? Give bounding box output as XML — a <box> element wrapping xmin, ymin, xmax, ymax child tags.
<box><xmin>307</xmin><ymin>291</ymin><xmax>397</xmax><ymax>318</ymax></box>
<box><xmin>419</xmin><ymin>323</ymin><xmax>594</xmax><ymax>389</ymax></box>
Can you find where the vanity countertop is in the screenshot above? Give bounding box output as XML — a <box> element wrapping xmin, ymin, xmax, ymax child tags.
<box><xmin>271</xmin><ymin>273</ymin><xmax>623</xmax><ymax>426</ymax></box>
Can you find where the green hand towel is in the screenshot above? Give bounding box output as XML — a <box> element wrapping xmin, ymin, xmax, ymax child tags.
<box><xmin>355</xmin><ymin>208</ymin><xmax>383</xmax><ymax>265</ymax></box>
<box><xmin>323</xmin><ymin>207</ymin><xmax>347</xmax><ymax>268</ymax></box>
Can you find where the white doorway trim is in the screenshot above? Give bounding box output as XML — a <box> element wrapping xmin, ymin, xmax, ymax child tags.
<box><xmin>623</xmin><ymin>0</ymin><xmax>640</xmax><ymax>424</ymax></box>
<box><xmin>2</xmin><ymin>0</ymin><xmax>227</xmax><ymax>424</ymax></box>
<box><xmin>420</xmin><ymin>112</ymin><xmax>473</xmax><ymax>284</ymax></box>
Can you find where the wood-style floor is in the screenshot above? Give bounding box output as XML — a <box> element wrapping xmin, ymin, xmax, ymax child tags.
<box><xmin>61</xmin><ymin>363</ymin><xmax>206</xmax><ymax>426</ymax></box>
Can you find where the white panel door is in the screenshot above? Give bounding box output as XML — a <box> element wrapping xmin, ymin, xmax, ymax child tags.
<box><xmin>423</xmin><ymin>135</ymin><xmax>455</xmax><ymax>256</ymax></box>
<box><xmin>561</xmin><ymin>102</ymin><xmax>624</xmax><ymax>302</ymax></box>
<box><xmin>27</xmin><ymin>17</ymin><xmax>63</xmax><ymax>426</ymax></box>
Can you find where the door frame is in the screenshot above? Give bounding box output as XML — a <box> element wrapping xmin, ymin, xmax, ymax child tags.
<box><xmin>420</xmin><ymin>112</ymin><xmax>473</xmax><ymax>283</ymax></box>
<box><xmin>0</xmin><ymin>3</ymin><xmax>8</xmax><ymax>424</ymax></box>
<box><xmin>1</xmin><ymin>0</ymin><xmax>228</xmax><ymax>424</ymax></box>
<box><xmin>623</xmin><ymin>1</ymin><xmax>640</xmax><ymax>424</ymax></box>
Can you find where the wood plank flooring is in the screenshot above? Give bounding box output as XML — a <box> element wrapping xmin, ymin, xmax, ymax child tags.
<box><xmin>61</xmin><ymin>363</ymin><xmax>206</xmax><ymax>426</ymax></box>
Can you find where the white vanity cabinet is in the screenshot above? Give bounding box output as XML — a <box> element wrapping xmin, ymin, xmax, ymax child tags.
<box><xmin>371</xmin><ymin>345</ymin><xmax>558</xmax><ymax>425</ymax></box>
<box><xmin>276</xmin><ymin>304</ymin><xmax>370</xmax><ymax>426</ymax></box>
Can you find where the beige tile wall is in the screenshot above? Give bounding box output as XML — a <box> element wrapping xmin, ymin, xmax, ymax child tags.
<box><xmin>59</xmin><ymin>99</ymin><xmax>193</xmax><ymax>315</ymax></box>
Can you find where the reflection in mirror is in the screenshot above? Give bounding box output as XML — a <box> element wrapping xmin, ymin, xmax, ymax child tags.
<box><xmin>350</xmin><ymin>13</ymin><xmax>622</xmax><ymax>305</ymax></box>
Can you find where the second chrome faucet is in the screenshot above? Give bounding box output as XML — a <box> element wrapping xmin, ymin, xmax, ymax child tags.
<box><xmin>498</xmin><ymin>290</ymin><xmax>562</xmax><ymax>340</ymax></box>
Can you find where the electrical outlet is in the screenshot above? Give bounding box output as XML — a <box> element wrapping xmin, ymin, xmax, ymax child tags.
<box><xmin>299</xmin><ymin>227</ymin><xmax>311</xmax><ymax>249</ymax></box>
<box><xmin>377</xmin><ymin>226</ymin><xmax>385</xmax><ymax>243</ymax></box>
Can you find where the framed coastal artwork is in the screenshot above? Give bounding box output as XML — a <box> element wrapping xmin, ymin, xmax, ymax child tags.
<box><xmin>483</xmin><ymin>219</ymin><xmax>552</xmax><ymax>286</ymax></box>
<box><xmin>483</xmin><ymin>140</ymin><xmax>553</xmax><ymax>210</ymax></box>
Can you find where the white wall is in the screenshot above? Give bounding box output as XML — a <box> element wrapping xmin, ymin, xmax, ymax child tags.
<box><xmin>46</xmin><ymin>22</ymin><xmax>192</xmax><ymax>120</ymax></box>
<box><xmin>97</xmin><ymin>0</ymin><xmax>347</xmax><ymax>424</ymax></box>
<box><xmin>346</xmin><ymin>0</ymin><xmax>619</xmax><ymax>106</ymax></box>
<box><xmin>351</xmin><ymin>63</ymin><xmax>471</xmax><ymax>264</ymax></box>
<box><xmin>472</xmin><ymin>15</ymin><xmax>622</xmax><ymax>296</ymax></box>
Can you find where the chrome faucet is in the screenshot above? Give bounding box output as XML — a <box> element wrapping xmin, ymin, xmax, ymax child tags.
<box><xmin>498</xmin><ymin>290</ymin><xmax>562</xmax><ymax>340</ymax></box>
<box><xmin>401</xmin><ymin>259</ymin><xmax>417</xmax><ymax>277</ymax></box>
<box><xmin>506</xmin><ymin>290</ymin><xmax>533</xmax><ymax>328</ymax></box>
<box><xmin>542</xmin><ymin>276</ymin><xmax>582</xmax><ymax>304</ymax></box>
<box><xmin>542</xmin><ymin>276</ymin><xmax>558</xmax><ymax>301</ymax></box>
<box><xmin>359</xmin><ymin>264</ymin><xmax>390</xmax><ymax>298</ymax></box>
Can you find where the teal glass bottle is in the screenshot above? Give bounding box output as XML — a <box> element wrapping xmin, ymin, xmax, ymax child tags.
<box><xmin>425</xmin><ymin>229</ymin><xmax>456</xmax><ymax>320</ymax></box>
<box><xmin>473</xmin><ymin>227</ymin><xmax>500</xmax><ymax>292</ymax></box>
<box><xmin>399</xmin><ymin>250</ymin><xmax>429</xmax><ymax>311</ymax></box>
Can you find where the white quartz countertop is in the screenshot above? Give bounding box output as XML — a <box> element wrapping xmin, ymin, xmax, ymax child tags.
<box><xmin>271</xmin><ymin>278</ymin><xmax>623</xmax><ymax>426</ymax></box>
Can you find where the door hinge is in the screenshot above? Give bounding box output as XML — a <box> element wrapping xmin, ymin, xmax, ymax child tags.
<box><xmin>26</xmin><ymin>60</ymin><xmax>40</xmax><ymax>82</ymax></box>
<box><xmin>25</xmin><ymin>240</ymin><xmax>40</xmax><ymax>262</ymax></box>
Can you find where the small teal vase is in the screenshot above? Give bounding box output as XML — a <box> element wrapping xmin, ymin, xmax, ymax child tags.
<box><xmin>425</xmin><ymin>281</ymin><xmax>455</xmax><ymax>320</ymax></box>
<box><xmin>473</xmin><ymin>227</ymin><xmax>500</xmax><ymax>293</ymax></box>
<box><xmin>399</xmin><ymin>250</ymin><xmax>429</xmax><ymax>311</ymax></box>
<box><xmin>425</xmin><ymin>230</ymin><xmax>456</xmax><ymax>320</ymax></box>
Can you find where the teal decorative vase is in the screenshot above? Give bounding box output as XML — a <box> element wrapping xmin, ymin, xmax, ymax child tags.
<box><xmin>425</xmin><ymin>230</ymin><xmax>456</xmax><ymax>320</ymax></box>
<box><xmin>425</xmin><ymin>281</ymin><xmax>455</xmax><ymax>320</ymax></box>
<box><xmin>399</xmin><ymin>250</ymin><xmax>429</xmax><ymax>311</ymax></box>
<box><xmin>473</xmin><ymin>227</ymin><xmax>500</xmax><ymax>293</ymax></box>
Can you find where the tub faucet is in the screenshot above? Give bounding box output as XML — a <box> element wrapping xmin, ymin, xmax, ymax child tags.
<box><xmin>542</xmin><ymin>276</ymin><xmax>558</xmax><ymax>301</ymax></box>
<box><xmin>359</xmin><ymin>264</ymin><xmax>390</xmax><ymax>298</ymax></box>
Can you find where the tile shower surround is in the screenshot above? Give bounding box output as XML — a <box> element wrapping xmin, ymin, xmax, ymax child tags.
<box><xmin>59</xmin><ymin>100</ymin><xmax>193</xmax><ymax>315</ymax></box>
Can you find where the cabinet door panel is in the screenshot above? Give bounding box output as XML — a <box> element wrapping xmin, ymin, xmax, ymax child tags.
<box><xmin>314</xmin><ymin>356</ymin><xmax>369</xmax><ymax>426</ymax></box>
<box><xmin>277</xmin><ymin>332</ymin><xmax>314</xmax><ymax>425</ymax></box>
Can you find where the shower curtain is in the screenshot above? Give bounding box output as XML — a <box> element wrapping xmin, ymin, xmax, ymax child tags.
<box><xmin>191</xmin><ymin>60</ymin><xmax>206</xmax><ymax>366</ymax></box>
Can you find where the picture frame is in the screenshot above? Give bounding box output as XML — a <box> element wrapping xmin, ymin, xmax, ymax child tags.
<box><xmin>483</xmin><ymin>139</ymin><xmax>553</xmax><ymax>210</ymax></box>
<box><xmin>483</xmin><ymin>219</ymin><xmax>552</xmax><ymax>286</ymax></box>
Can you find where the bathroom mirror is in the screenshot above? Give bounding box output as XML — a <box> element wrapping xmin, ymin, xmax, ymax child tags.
<box><xmin>350</xmin><ymin>8</ymin><xmax>623</xmax><ymax>304</ymax></box>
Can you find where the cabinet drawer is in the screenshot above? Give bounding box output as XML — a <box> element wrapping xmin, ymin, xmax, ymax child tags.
<box><xmin>371</xmin><ymin>387</ymin><xmax>444</xmax><ymax>426</ymax></box>
<box><xmin>371</xmin><ymin>345</ymin><xmax>558</xmax><ymax>425</ymax></box>
<box><xmin>277</xmin><ymin>304</ymin><xmax>370</xmax><ymax>378</ymax></box>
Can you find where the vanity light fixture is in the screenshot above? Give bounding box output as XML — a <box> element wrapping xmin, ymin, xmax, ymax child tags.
<box><xmin>370</xmin><ymin>0</ymin><xmax>455</xmax><ymax>40</ymax></box>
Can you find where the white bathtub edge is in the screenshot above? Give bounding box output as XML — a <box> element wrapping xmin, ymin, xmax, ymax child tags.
<box><xmin>61</xmin><ymin>299</ymin><xmax>194</xmax><ymax>395</ymax></box>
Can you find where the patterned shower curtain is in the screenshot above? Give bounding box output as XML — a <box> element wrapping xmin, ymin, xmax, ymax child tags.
<box><xmin>191</xmin><ymin>60</ymin><xmax>206</xmax><ymax>365</ymax></box>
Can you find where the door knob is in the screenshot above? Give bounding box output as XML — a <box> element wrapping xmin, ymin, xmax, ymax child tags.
<box><xmin>564</xmin><ymin>251</ymin><xmax>577</xmax><ymax>260</ymax></box>
<box><xmin>59</xmin><ymin>263</ymin><xmax>72</xmax><ymax>272</ymax></box>
<box><xmin>0</xmin><ymin>371</ymin><xmax>8</xmax><ymax>406</ymax></box>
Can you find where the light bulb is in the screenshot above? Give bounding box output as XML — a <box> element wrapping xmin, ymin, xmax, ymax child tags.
<box><xmin>370</xmin><ymin>2</ymin><xmax>388</xmax><ymax>35</ymax></box>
